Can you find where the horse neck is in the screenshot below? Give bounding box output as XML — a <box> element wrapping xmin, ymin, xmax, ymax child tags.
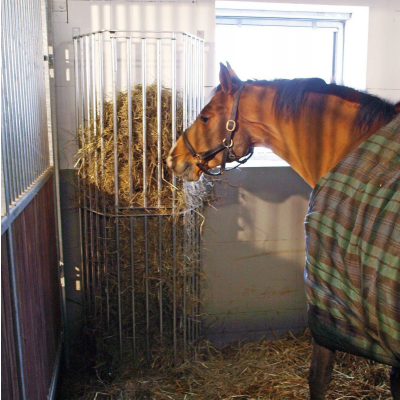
<box><xmin>241</xmin><ymin>86</ymin><xmax>381</xmax><ymax>187</ymax></box>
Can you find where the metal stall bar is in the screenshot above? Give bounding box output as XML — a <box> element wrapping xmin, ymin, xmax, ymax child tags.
<box><xmin>157</xmin><ymin>39</ymin><xmax>162</xmax><ymax>208</ymax></box>
<box><xmin>183</xmin><ymin>34</ymin><xmax>188</xmax><ymax>131</ymax></box>
<box><xmin>86</xmin><ymin>35</ymin><xmax>95</xmax><ymax>313</ymax></box>
<box><xmin>141</xmin><ymin>37</ymin><xmax>150</xmax><ymax>359</ymax></box>
<box><xmin>91</xmin><ymin>33</ymin><xmax>101</xmax><ymax>317</ymax></box>
<box><xmin>73</xmin><ymin>35</ymin><xmax>88</xmax><ymax>323</ymax></box>
<box><xmin>158</xmin><ymin>214</ymin><xmax>163</xmax><ymax>342</ymax></box>
<box><xmin>127</xmin><ymin>36</ymin><xmax>137</xmax><ymax>355</ymax></box>
<box><xmin>99</xmin><ymin>31</ymin><xmax>110</xmax><ymax>329</ymax></box>
<box><xmin>193</xmin><ymin>210</ymin><xmax>198</xmax><ymax>341</ymax></box>
<box><xmin>111</xmin><ymin>35</ymin><xmax>123</xmax><ymax>355</ymax></box>
<box><xmin>171</xmin><ymin>34</ymin><xmax>178</xmax><ymax>365</ymax></box>
<box><xmin>183</xmin><ymin>212</ymin><xmax>187</xmax><ymax>358</ymax></box>
<box><xmin>80</xmin><ymin>37</ymin><xmax>91</xmax><ymax>311</ymax></box>
<box><xmin>1</xmin><ymin>48</ymin><xmax>11</xmax><ymax>216</ymax></box>
<box><xmin>156</xmin><ymin>38</ymin><xmax>164</xmax><ymax>344</ymax></box>
<box><xmin>201</xmin><ymin>40</ymin><xmax>205</xmax><ymax>110</ymax></box>
<box><xmin>142</xmin><ymin>38</ymin><xmax>148</xmax><ymax>208</ymax></box>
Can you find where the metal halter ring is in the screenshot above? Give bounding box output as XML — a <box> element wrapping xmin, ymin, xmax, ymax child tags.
<box><xmin>226</xmin><ymin>120</ymin><xmax>236</xmax><ymax>132</ymax></box>
<box><xmin>223</xmin><ymin>138</ymin><xmax>234</xmax><ymax>148</ymax></box>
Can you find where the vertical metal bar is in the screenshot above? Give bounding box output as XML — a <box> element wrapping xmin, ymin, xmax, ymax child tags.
<box><xmin>188</xmin><ymin>211</ymin><xmax>193</xmax><ymax>345</ymax></box>
<box><xmin>74</xmin><ymin>34</ymin><xmax>87</xmax><ymax>333</ymax></box>
<box><xmin>85</xmin><ymin>35</ymin><xmax>91</xmax><ymax>125</ymax></box>
<box><xmin>157</xmin><ymin>39</ymin><xmax>162</xmax><ymax>208</ymax></box>
<box><xmin>74</xmin><ymin>38</ymin><xmax>81</xmax><ymax>146</ymax></box>
<box><xmin>158</xmin><ymin>215</ymin><xmax>163</xmax><ymax>342</ymax></box>
<box><xmin>144</xmin><ymin>216</ymin><xmax>150</xmax><ymax>359</ymax></box>
<box><xmin>127</xmin><ymin>36</ymin><xmax>136</xmax><ymax>355</ymax></box>
<box><xmin>1</xmin><ymin>61</ymin><xmax>13</xmax><ymax>209</ymax></box>
<box><xmin>92</xmin><ymin>33</ymin><xmax>102</xmax><ymax>319</ymax></box>
<box><xmin>183</xmin><ymin>34</ymin><xmax>188</xmax><ymax>131</ymax></box>
<box><xmin>140</xmin><ymin>37</ymin><xmax>150</xmax><ymax>360</ymax></box>
<box><xmin>142</xmin><ymin>38</ymin><xmax>147</xmax><ymax>208</ymax></box>
<box><xmin>79</xmin><ymin>38</ymin><xmax>85</xmax><ymax>133</ymax></box>
<box><xmin>127</xmin><ymin>37</ymin><xmax>133</xmax><ymax>205</ymax></box>
<box><xmin>86</xmin><ymin>35</ymin><xmax>95</xmax><ymax>314</ymax></box>
<box><xmin>111</xmin><ymin>35</ymin><xmax>123</xmax><ymax>354</ymax></box>
<box><xmin>183</xmin><ymin>213</ymin><xmax>187</xmax><ymax>359</ymax></box>
<box><xmin>201</xmin><ymin>40</ymin><xmax>205</xmax><ymax>110</ymax></box>
<box><xmin>99</xmin><ymin>31</ymin><xmax>109</xmax><ymax>329</ymax></box>
<box><xmin>130</xmin><ymin>217</ymin><xmax>136</xmax><ymax>355</ymax></box>
<box><xmin>1</xmin><ymin>93</ymin><xmax>11</xmax><ymax>216</ymax></box>
<box><xmin>190</xmin><ymin>37</ymin><xmax>194</xmax><ymax>124</ymax></box>
<box><xmin>194</xmin><ymin>39</ymin><xmax>199</xmax><ymax>118</ymax></box>
<box><xmin>171</xmin><ymin>33</ymin><xmax>177</xmax><ymax>365</ymax></box>
<box><xmin>80</xmin><ymin>36</ymin><xmax>91</xmax><ymax>311</ymax></box>
<box><xmin>112</xmin><ymin>36</ymin><xmax>119</xmax><ymax>209</ymax></box>
<box><xmin>193</xmin><ymin>210</ymin><xmax>200</xmax><ymax>340</ymax></box>
<box><xmin>331</xmin><ymin>31</ymin><xmax>337</xmax><ymax>84</ymax></box>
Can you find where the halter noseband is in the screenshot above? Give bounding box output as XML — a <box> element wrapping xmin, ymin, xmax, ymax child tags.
<box><xmin>181</xmin><ymin>82</ymin><xmax>253</xmax><ymax>176</ymax></box>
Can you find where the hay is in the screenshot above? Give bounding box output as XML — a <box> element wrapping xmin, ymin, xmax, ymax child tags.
<box><xmin>76</xmin><ymin>83</ymin><xmax>205</xmax><ymax>212</ymax></box>
<box><xmin>59</xmin><ymin>329</ymin><xmax>392</xmax><ymax>399</ymax></box>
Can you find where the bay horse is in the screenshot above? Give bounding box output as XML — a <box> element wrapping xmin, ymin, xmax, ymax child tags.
<box><xmin>167</xmin><ymin>63</ymin><xmax>400</xmax><ymax>399</ymax></box>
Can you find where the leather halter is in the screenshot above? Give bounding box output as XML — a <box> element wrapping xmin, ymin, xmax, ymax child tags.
<box><xmin>181</xmin><ymin>82</ymin><xmax>254</xmax><ymax>176</ymax></box>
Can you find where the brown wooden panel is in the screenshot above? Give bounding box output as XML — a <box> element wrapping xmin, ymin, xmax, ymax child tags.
<box><xmin>1</xmin><ymin>234</ymin><xmax>22</xmax><ymax>400</ymax></box>
<box><xmin>12</xmin><ymin>176</ymin><xmax>62</xmax><ymax>399</ymax></box>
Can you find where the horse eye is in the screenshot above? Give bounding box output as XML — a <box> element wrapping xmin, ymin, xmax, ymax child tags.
<box><xmin>200</xmin><ymin>115</ymin><xmax>209</xmax><ymax>123</ymax></box>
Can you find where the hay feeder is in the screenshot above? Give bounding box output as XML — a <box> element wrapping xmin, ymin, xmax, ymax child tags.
<box><xmin>73</xmin><ymin>30</ymin><xmax>205</xmax><ymax>366</ymax></box>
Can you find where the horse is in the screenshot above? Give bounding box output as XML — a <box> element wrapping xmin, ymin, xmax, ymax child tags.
<box><xmin>167</xmin><ymin>63</ymin><xmax>400</xmax><ymax>399</ymax></box>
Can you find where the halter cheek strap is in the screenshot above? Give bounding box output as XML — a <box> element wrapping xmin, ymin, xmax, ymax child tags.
<box><xmin>182</xmin><ymin>82</ymin><xmax>253</xmax><ymax>176</ymax></box>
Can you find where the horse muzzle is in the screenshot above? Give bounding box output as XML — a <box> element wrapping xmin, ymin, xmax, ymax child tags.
<box><xmin>166</xmin><ymin>155</ymin><xmax>201</xmax><ymax>181</ymax></box>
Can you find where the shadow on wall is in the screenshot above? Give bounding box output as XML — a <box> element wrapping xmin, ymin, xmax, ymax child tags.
<box><xmin>202</xmin><ymin>167</ymin><xmax>312</xmax><ymax>346</ymax></box>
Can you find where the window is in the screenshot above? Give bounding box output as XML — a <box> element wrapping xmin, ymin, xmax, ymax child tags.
<box><xmin>215</xmin><ymin>2</ymin><xmax>368</xmax><ymax>167</ymax></box>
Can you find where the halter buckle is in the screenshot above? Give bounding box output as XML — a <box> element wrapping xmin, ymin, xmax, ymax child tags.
<box><xmin>226</xmin><ymin>120</ymin><xmax>236</xmax><ymax>132</ymax></box>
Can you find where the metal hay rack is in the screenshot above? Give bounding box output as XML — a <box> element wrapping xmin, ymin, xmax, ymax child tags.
<box><xmin>73</xmin><ymin>29</ymin><xmax>205</xmax><ymax>364</ymax></box>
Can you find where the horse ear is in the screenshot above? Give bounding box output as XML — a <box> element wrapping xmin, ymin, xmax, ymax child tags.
<box><xmin>226</xmin><ymin>62</ymin><xmax>240</xmax><ymax>81</ymax></box>
<box><xmin>219</xmin><ymin>63</ymin><xmax>233</xmax><ymax>94</ymax></box>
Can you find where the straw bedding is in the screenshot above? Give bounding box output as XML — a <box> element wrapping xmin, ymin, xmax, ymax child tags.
<box><xmin>59</xmin><ymin>329</ymin><xmax>392</xmax><ymax>399</ymax></box>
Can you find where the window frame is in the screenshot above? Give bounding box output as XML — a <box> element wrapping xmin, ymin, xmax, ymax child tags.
<box><xmin>216</xmin><ymin>9</ymin><xmax>351</xmax><ymax>84</ymax></box>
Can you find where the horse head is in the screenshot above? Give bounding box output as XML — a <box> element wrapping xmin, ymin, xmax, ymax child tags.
<box><xmin>167</xmin><ymin>63</ymin><xmax>253</xmax><ymax>181</ymax></box>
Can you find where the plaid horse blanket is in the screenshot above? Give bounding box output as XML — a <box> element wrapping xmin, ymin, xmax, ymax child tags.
<box><xmin>304</xmin><ymin>114</ymin><xmax>400</xmax><ymax>367</ymax></box>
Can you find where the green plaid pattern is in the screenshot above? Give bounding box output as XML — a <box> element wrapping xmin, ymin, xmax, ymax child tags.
<box><xmin>305</xmin><ymin>115</ymin><xmax>400</xmax><ymax>367</ymax></box>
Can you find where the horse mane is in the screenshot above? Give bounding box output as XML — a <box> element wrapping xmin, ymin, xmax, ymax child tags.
<box><xmin>213</xmin><ymin>78</ymin><xmax>396</xmax><ymax>132</ymax></box>
<box><xmin>258</xmin><ymin>78</ymin><xmax>397</xmax><ymax>132</ymax></box>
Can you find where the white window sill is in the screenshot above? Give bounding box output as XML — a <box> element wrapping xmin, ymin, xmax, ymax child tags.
<box><xmin>240</xmin><ymin>149</ymin><xmax>289</xmax><ymax>167</ymax></box>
